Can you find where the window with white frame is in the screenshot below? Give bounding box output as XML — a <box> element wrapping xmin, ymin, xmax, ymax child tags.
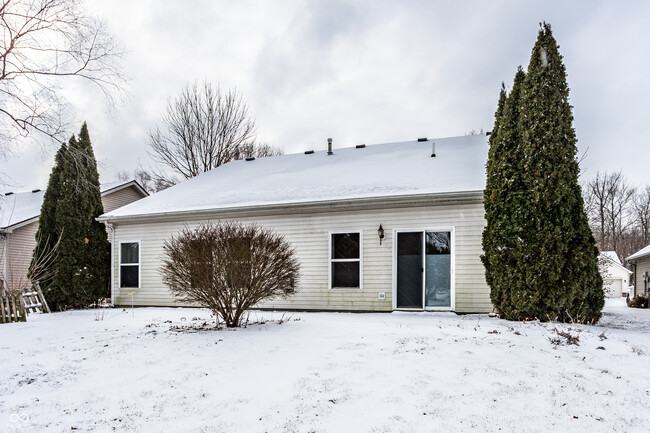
<box><xmin>330</xmin><ymin>232</ymin><xmax>361</xmax><ymax>289</ymax></box>
<box><xmin>120</xmin><ymin>241</ymin><xmax>140</xmax><ymax>288</ymax></box>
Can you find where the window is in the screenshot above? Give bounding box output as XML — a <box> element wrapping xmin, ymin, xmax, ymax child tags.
<box><xmin>330</xmin><ymin>232</ymin><xmax>362</xmax><ymax>289</ymax></box>
<box><xmin>120</xmin><ymin>242</ymin><xmax>140</xmax><ymax>288</ymax></box>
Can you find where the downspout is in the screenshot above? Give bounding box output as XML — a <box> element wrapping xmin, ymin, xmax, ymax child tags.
<box><xmin>630</xmin><ymin>260</ymin><xmax>637</xmax><ymax>299</ymax></box>
<box><xmin>1</xmin><ymin>232</ymin><xmax>7</xmax><ymax>292</ymax></box>
<box><xmin>104</xmin><ymin>222</ymin><xmax>115</xmax><ymax>305</ymax></box>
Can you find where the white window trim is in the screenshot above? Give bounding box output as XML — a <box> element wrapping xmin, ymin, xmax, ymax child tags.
<box><xmin>118</xmin><ymin>240</ymin><xmax>141</xmax><ymax>289</ymax></box>
<box><xmin>392</xmin><ymin>227</ymin><xmax>455</xmax><ymax>311</ymax></box>
<box><xmin>328</xmin><ymin>230</ymin><xmax>363</xmax><ymax>290</ymax></box>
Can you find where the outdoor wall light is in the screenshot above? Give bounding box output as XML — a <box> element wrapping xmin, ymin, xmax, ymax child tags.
<box><xmin>378</xmin><ymin>224</ymin><xmax>385</xmax><ymax>245</ymax></box>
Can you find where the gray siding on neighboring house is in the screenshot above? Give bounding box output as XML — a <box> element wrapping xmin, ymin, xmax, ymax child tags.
<box><xmin>632</xmin><ymin>255</ymin><xmax>650</xmax><ymax>297</ymax></box>
<box><xmin>0</xmin><ymin>184</ymin><xmax>146</xmax><ymax>292</ymax></box>
<box><xmin>111</xmin><ymin>199</ymin><xmax>491</xmax><ymax>313</ymax></box>
<box><xmin>102</xmin><ymin>186</ymin><xmax>148</xmax><ymax>213</ymax></box>
<box><xmin>1</xmin><ymin>221</ymin><xmax>38</xmax><ymax>291</ymax></box>
<box><xmin>0</xmin><ymin>235</ymin><xmax>6</xmax><ymax>291</ymax></box>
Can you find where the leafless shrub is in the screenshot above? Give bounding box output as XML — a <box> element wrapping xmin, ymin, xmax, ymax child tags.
<box><xmin>161</xmin><ymin>222</ymin><xmax>300</xmax><ymax>328</ymax></box>
<box><xmin>627</xmin><ymin>295</ymin><xmax>648</xmax><ymax>309</ymax></box>
<box><xmin>548</xmin><ymin>327</ymin><xmax>580</xmax><ymax>346</ymax></box>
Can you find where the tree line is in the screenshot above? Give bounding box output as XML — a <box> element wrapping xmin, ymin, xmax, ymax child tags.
<box><xmin>583</xmin><ymin>171</ymin><xmax>650</xmax><ymax>264</ymax></box>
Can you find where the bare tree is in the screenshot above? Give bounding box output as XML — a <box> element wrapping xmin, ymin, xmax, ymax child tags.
<box><xmin>584</xmin><ymin>171</ymin><xmax>635</xmax><ymax>257</ymax></box>
<box><xmin>0</xmin><ymin>0</ymin><xmax>124</xmax><ymax>157</ymax></box>
<box><xmin>633</xmin><ymin>185</ymin><xmax>650</xmax><ymax>246</ymax></box>
<box><xmin>144</xmin><ymin>81</ymin><xmax>282</xmax><ymax>189</ymax></box>
<box><xmin>161</xmin><ymin>222</ymin><xmax>300</xmax><ymax>328</ymax></box>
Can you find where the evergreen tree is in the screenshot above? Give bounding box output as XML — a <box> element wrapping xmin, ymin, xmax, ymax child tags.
<box><xmin>35</xmin><ymin>123</ymin><xmax>110</xmax><ymax>310</ymax></box>
<box><xmin>52</xmin><ymin>123</ymin><xmax>110</xmax><ymax>309</ymax></box>
<box><xmin>30</xmin><ymin>142</ymin><xmax>68</xmax><ymax>302</ymax></box>
<box><xmin>482</xmin><ymin>68</ymin><xmax>526</xmax><ymax>319</ymax></box>
<box><xmin>483</xmin><ymin>23</ymin><xmax>603</xmax><ymax>323</ymax></box>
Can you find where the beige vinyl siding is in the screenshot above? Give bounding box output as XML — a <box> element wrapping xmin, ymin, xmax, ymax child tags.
<box><xmin>1</xmin><ymin>221</ymin><xmax>38</xmax><ymax>291</ymax></box>
<box><xmin>111</xmin><ymin>200</ymin><xmax>491</xmax><ymax>313</ymax></box>
<box><xmin>102</xmin><ymin>186</ymin><xmax>147</xmax><ymax>213</ymax></box>
<box><xmin>632</xmin><ymin>255</ymin><xmax>650</xmax><ymax>297</ymax></box>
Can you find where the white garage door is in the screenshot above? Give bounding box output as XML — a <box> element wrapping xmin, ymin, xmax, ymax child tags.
<box><xmin>604</xmin><ymin>279</ymin><xmax>623</xmax><ymax>298</ymax></box>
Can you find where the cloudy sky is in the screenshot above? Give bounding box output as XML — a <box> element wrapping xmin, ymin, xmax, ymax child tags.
<box><xmin>2</xmin><ymin>0</ymin><xmax>649</xmax><ymax>191</ymax></box>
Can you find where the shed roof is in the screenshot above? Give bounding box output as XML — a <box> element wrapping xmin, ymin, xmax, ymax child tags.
<box><xmin>101</xmin><ymin>134</ymin><xmax>489</xmax><ymax>220</ymax></box>
<box><xmin>1</xmin><ymin>180</ymin><xmax>146</xmax><ymax>230</ymax></box>
<box><xmin>601</xmin><ymin>251</ymin><xmax>621</xmax><ymax>265</ymax></box>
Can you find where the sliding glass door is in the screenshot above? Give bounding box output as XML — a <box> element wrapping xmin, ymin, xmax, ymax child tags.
<box><xmin>396</xmin><ymin>230</ymin><xmax>452</xmax><ymax>309</ymax></box>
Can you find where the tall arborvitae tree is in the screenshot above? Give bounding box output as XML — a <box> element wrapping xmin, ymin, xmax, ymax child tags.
<box><xmin>482</xmin><ymin>68</ymin><xmax>526</xmax><ymax>318</ymax></box>
<box><xmin>52</xmin><ymin>123</ymin><xmax>110</xmax><ymax>309</ymax></box>
<box><xmin>30</xmin><ymin>143</ymin><xmax>68</xmax><ymax>300</ymax></box>
<box><xmin>483</xmin><ymin>23</ymin><xmax>603</xmax><ymax>323</ymax></box>
<box><xmin>36</xmin><ymin>123</ymin><xmax>110</xmax><ymax>310</ymax></box>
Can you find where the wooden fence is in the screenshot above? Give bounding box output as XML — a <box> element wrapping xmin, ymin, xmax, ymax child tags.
<box><xmin>0</xmin><ymin>284</ymin><xmax>50</xmax><ymax>324</ymax></box>
<box><xmin>0</xmin><ymin>292</ymin><xmax>27</xmax><ymax>323</ymax></box>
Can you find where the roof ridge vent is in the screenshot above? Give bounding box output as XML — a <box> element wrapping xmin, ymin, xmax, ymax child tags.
<box><xmin>417</xmin><ymin>137</ymin><xmax>428</xmax><ymax>142</ymax></box>
<box><xmin>32</xmin><ymin>189</ymin><xmax>41</xmax><ymax>193</ymax></box>
<box><xmin>355</xmin><ymin>144</ymin><xmax>366</xmax><ymax>149</ymax></box>
<box><xmin>4</xmin><ymin>192</ymin><xmax>14</xmax><ymax>196</ymax></box>
<box><xmin>245</xmin><ymin>157</ymin><xmax>255</xmax><ymax>161</ymax></box>
<box><xmin>304</xmin><ymin>150</ymin><xmax>314</xmax><ymax>154</ymax></box>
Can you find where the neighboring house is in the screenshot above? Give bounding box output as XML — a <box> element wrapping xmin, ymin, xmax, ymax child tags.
<box><xmin>627</xmin><ymin>244</ymin><xmax>650</xmax><ymax>298</ymax></box>
<box><xmin>0</xmin><ymin>180</ymin><xmax>148</xmax><ymax>293</ymax></box>
<box><xmin>598</xmin><ymin>251</ymin><xmax>632</xmax><ymax>298</ymax></box>
<box><xmin>99</xmin><ymin>135</ymin><xmax>492</xmax><ymax>312</ymax></box>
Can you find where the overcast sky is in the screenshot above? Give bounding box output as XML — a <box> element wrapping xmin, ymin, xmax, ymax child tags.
<box><xmin>2</xmin><ymin>0</ymin><xmax>649</xmax><ymax>191</ymax></box>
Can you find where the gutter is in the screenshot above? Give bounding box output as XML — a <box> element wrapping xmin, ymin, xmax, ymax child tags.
<box><xmin>96</xmin><ymin>190</ymin><xmax>485</xmax><ymax>224</ymax></box>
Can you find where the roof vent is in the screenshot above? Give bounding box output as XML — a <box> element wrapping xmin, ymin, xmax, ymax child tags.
<box><xmin>417</xmin><ymin>137</ymin><xmax>428</xmax><ymax>142</ymax></box>
<box><xmin>245</xmin><ymin>157</ymin><xmax>255</xmax><ymax>161</ymax></box>
<box><xmin>304</xmin><ymin>150</ymin><xmax>314</xmax><ymax>155</ymax></box>
<box><xmin>4</xmin><ymin>192</ymin><xmax>14</xmax><ymax>196</ymax></box>
<box><xmin>327</xmin><ymin>138</ymin><xmax>333</xmax><ymax>155</ymax></box>
<box><xmin>356</xmin><ymin>144</ymin><xmax>366</xmax><ymax>149</ymax></box>
<box><xmin>32</xmin><ymin>189</ymin><xmax>41</xmax><ymax>193</ymax></box>
<box><xmin>431</xmin><ymin>141</ymin><xmax>436</xmax><ymax>158</ymax></box>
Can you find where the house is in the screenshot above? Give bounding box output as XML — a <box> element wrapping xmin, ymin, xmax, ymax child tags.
<box><xmin>0</xmin><ymin>180</ymin><xmax>148</xmax><ymax>293</ymax></box>
<box><xmin>99</xmin><ymin>134</ymin><xmax>492</xmax><ymax>312</ymax></box>
<box><xmin>626</xmin><ymin>244</ymin><xmax>650</xmax><ymax>298</ymax></box>
<box><xmin>598</xmin><ymin>251</ymin><xmax>632</xmax><ymax>298</ymax></box>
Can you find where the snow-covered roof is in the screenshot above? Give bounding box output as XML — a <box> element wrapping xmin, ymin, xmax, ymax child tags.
<box><xmin>102</xmin><ymin>134</ymin><xmax>489</xmax><ymax>220</ymax></box>
<box><xmin>601</xmin><ymin>251</ymin><xmax>621</xmax><ymax>265</ymax></box>
<box><xmin>599</xmin><ymin>252</ymin><xmax>632</xmax><ymax>275</ymax></box>
<box><xmin>1</xmin><ymin>180</ymin><xmax>143</xmax><ymax>230</ymax></box>
<box><xmin>627</xmin><ymin>244</ymin><xmax>650</xmax><ymax>261</ymax></box>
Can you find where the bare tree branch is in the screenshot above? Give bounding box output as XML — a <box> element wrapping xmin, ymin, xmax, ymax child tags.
<box><xmin>0</xmin><ymin>0</ymin><xmax>125</xmax><ymax>157</ymax></box>
<box><xmin>143</xmin><ymin>81</ymin><xmax>282</xmax><ymax>189</ymax></box>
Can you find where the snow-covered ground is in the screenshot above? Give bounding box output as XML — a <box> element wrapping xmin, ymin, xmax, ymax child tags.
<box><xmin>1</xmin><ymin>299</ymin><xmax>649</xmax><ymax>433</ymax></box>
